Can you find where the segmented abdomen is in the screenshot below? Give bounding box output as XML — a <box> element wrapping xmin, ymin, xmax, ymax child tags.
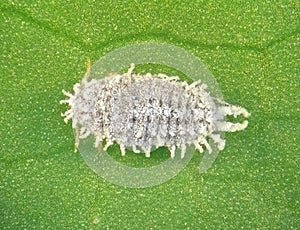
<box><xmin>111</xmin><ymin>78</ymin><xmax>213</xmax><ymax>153</ymax></box>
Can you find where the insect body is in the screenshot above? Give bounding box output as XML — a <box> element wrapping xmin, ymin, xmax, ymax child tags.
<box><xmin>60</xmin><ymin>64</ymin><xmax>250</xmax><ymax>158</ymax></box>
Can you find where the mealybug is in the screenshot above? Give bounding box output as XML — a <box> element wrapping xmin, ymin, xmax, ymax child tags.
<box><xmin>60</xmin><ymin>63</ymin><xmax>250</xmax><ymax>158</ymax></box>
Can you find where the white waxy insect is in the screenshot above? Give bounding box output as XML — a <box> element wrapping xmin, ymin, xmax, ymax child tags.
<box><xmin>60</xmin><ymin>63</ymin><xmax>250</xmax><ymax>158</ymax></box>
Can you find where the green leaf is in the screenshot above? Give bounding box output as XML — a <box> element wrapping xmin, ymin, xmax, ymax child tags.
<box><xmin>1</xmin><ymin>1</ymin><xmax>299</xmax><ymax>229</ymax></box>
